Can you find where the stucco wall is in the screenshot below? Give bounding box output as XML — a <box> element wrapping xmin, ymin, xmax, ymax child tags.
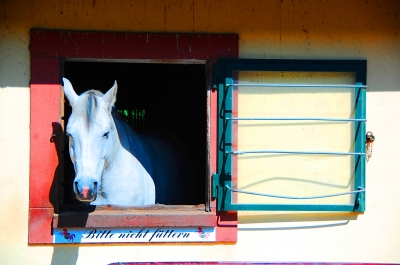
<box><xmin>1</xmin><ymin>0</ymin><xmax>400</xmax><ymax>264</ymax></box>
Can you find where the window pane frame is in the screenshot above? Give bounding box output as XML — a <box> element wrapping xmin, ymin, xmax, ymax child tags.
<box><xmin>216</xmin><ymin>59</ymin><xmax>367</xmax><ymax>212</ymax></box>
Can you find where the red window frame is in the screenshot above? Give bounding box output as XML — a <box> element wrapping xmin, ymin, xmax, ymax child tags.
<box><xmin>29</xmin><ymin>29</ymin><xmax>238</xmax><ymax>244</ymax></box>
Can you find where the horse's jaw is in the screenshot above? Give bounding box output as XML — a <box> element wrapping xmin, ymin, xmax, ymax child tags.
<box><xmin>74</xmin><ymin>182</ymin><xmax>98</xmax><ymax>202</ymax></box>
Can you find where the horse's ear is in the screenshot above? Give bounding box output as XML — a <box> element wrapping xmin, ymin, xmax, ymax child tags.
<box><xmin>103</xmin><ymin>81</ymin><xmax>118</xmax><ymax>110</ymax></box>
<box><xmin>62</xmin><ymin>78</ymin><xmax>78</xmax><ymax>106</ymax></box>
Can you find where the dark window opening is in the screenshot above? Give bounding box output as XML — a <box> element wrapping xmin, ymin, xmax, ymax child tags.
<box><xmin>63</xmin><ymin>62</ymin><xmax>207</xmax><ymax>207</ymax></box>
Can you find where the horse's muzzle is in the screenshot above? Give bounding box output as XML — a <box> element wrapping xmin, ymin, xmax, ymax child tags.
<box><xmin>75</xmin><ymin>182</ymin><xmax>98</xmax><ymax>202</ymax></box>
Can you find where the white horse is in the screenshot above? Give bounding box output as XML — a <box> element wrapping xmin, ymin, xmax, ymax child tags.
<box><xmin>63</xmin><ymin>78</ymin><xmax>187</xmax><ymax>206</ymax></box>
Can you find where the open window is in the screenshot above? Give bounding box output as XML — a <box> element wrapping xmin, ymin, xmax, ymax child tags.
<box><xmin>62</xmin><ymin>61</ymin><xmax>207</xmax><ymax>207</ymax></box>
<box><xmin>29</xmin><ymin>30</ymin><xmax>238</xmax><ymax>244</ymax></box>
<box><xmin>214</xmin><ymin>59</ymin><xmax>367</xmax><ymax>212</ymax></box>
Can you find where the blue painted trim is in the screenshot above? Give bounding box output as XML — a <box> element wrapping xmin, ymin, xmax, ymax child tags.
<box><xmin>227</xmin><ymin>117</ymin><xmax>366</xmax><ymax>122</ymax></box>
<box><xmin>216</xmin><ymin>59</ymin><xmax>367</xmax><ymax>212</ymax></box>
<box><xmin>228</xmin><ymin>150</ymin><xmax>365</xmax><ymax>156</ymax></box>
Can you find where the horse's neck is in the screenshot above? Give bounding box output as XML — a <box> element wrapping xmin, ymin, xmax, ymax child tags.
<box><xmin>101</xmin><ymin>122</ymin><xmax>155</xmax><ymax>205</ymax></box>
<box><xmin>111</xmin><ymin>110</ymin><xmax>153</xmax><ymax>176</ymax></box>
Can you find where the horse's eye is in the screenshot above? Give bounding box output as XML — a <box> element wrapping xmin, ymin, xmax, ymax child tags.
<box><xmin>103</xmin><ymin>132</ymin><xmax>110</xmax><ymax>139</ymax></box>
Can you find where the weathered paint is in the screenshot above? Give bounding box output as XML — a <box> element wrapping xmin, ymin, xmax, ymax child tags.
<box><xmin>29</xmin><ymin>31</ymin><xmax>238</xmax><ymax>60</ymax></box>
<box><xmin>1</xmin><ymin>0</ymin><xmax>400</xmax><ymax>264</ymax></box>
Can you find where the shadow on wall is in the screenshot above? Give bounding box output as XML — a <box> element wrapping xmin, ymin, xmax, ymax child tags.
<box><xmin>49</xmin><ymin>122</ymin><xmax>62</xmax><ymax>212</ymax></box>
<box><xmin>48</xmin><ymin>122</ymin><xmax>84</xmax><ymax>265</ymax></box>
<box><xmin>50</xmin><ymin>246</ymin><xmax>79</xmax><ymax>265</ymax></box>
<box><xmin>238</xmin><ymin>212</ymin><xmax>358</xmax><ymax>231</ymax></box>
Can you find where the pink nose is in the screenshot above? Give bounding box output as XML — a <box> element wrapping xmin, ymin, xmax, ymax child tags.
<box><xmin>81</xmin><ymin>186</ymin><xmax>90</xmax><ymax>199</ymax></box>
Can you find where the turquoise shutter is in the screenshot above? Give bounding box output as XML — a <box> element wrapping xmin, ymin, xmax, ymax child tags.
<box><xmin>215</xmin><ymin>59</ymin><xmax>367</xmax><ymax>212</ymax></box>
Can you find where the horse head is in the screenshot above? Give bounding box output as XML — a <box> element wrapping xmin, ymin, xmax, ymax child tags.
<box><xmin>63</xmin><ymin>78</ymin><xmax>118</xmax><ymax>203</ymax></box>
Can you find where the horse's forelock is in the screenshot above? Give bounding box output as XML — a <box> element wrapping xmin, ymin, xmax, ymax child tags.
<box><xmin>74</xmin><ymin>90</ymin><xmax>104</xmax><ymax>130</ymax></box>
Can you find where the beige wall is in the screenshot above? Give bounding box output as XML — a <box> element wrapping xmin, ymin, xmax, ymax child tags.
<box><xmin>1</xmin><ymin>0</ymin><xmax>400</xmax><ymax>264</ymax></box>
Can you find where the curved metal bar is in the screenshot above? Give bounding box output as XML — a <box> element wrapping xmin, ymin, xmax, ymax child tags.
<box><xmin>226</xmin><ymin>117</ymin><xmax>367</xmax><ymax>122</ymax></box>
<box><xmin>228</xmin><ymin>150</ymin><xmax>366</xmax><ymax>156</ymax></box>
<box><xmin>225</xmin><ymin>185</ymin><xmax>365</xmax><ymax>200</ymax></box>
<box><xmin>227</xmin><ymin>83</ymin><xmax>367</xmax><ymax>88</ymax></box>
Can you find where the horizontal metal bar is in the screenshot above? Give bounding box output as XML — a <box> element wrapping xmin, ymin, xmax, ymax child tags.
<box><xmin>226</xmin><ymin>185</ymin><xmax>365</xmax><ymax>200</ymax></box>
<box><xmin>224</xmin><ymin>203</ymin><xmax>356</xmax><ymax>211</ymax></box>
<box><xmin>227</xmin><ymin>83</ymin><xmax>367</xmax><ymax>88</ymax></box>
<box><xmin>226</xmin><ymin>117</ymin><xmax>367</xmax><ymax>122</ymax></box>
<box><xmin>228</xmin><ymin>150</ymin><xmax>366</xmax><ymax>156</ymax></box>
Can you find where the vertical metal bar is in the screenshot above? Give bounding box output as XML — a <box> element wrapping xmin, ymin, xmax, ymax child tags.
<box><xmin>217</xmin><ymin>61</ymin><xmax>235</xmax><ymax>211</ymax></box>
<box><xmin>223</xmin><ymin>65</ymin><xmax>234</xmax><ymax>211</ymax></box>
<box><xmin>354</xmin><ymin>82</ymin><xmax>366</xmax><ymax>211</ymax></box>
<box><xmin>217</xmin><ymin>61</ymin><xmax>225</xmax><ymax>211</ymax></box>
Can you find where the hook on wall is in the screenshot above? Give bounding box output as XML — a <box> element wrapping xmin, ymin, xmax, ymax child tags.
<box><xmin>366</xmin><ymin>131</ymin><xmax>375</xmax><ymax>162</ymax></box>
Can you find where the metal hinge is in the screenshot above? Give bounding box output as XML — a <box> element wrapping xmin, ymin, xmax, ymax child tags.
<box><xmin>212</xmin><ymin>173</ymin><xmax>219</xmax><ymax>199</ymax></box>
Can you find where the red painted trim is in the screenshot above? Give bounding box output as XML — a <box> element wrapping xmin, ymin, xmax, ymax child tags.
<box><xmin>208</xmin><ymin>60</ymin><xmax>218</xmax><ymax>212</ymax></box>
<box><xmin>29</xmin><ymin>29</ymin><xmax>238</xmax><ymax>244</ymax></box>
<box><xmin>30</xmin><ymin>30</ymin><xmax>238</xmax><ymax>60</ymax></box>
<box><xmin>29</xmin><ymin>208</ymin><xmax>54</xmax><ymax>244</ymax></box>
<box><xmin>30</xmin><ymin>57</ymin><xmax>60</xmax><ymax>84</ymax></box>
<box><xmin>216</xmin><ymin>211</ymin><xmax>238</xmax><ymax>242</ymax></box>
<box><xmin>30</xmin><ymin>83</ymin><xmax>61</xmax><ymax>208</ymax></box>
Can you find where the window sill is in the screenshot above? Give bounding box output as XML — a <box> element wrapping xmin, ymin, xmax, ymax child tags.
<box><xmin>53</xmin><ymin>204</ymin><xmax>216</xmax><ymax>228</ymax></box>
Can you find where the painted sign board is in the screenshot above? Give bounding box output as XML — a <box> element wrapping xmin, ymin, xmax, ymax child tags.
<box><xmin>54</xmin><ymin>227</ymin><xmax>216</xmax><ymax>243</ymax></box>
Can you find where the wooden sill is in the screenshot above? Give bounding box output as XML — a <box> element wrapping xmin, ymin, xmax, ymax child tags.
<box><xmin>53</xmin><ymin>204</ymin><xmax>216</xmax><ymax>228</ymax></box>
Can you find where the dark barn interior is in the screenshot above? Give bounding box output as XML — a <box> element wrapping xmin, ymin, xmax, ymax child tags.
<box><xmin>63</xmin><ymin>61</ymin><xmax>207</xmax><ymax>206</ymax></box>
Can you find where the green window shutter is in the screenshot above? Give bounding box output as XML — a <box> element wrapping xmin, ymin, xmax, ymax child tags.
<box><xmin>215</xmin><ymin>59</ymin><xmax>367</xmax><ymax>212</ymax></box>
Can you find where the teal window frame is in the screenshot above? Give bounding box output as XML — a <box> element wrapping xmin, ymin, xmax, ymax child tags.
<box><xmin>214</xmin><ymin>59</ymin><xmax>367</xmax><ymax>212</ymax></box>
